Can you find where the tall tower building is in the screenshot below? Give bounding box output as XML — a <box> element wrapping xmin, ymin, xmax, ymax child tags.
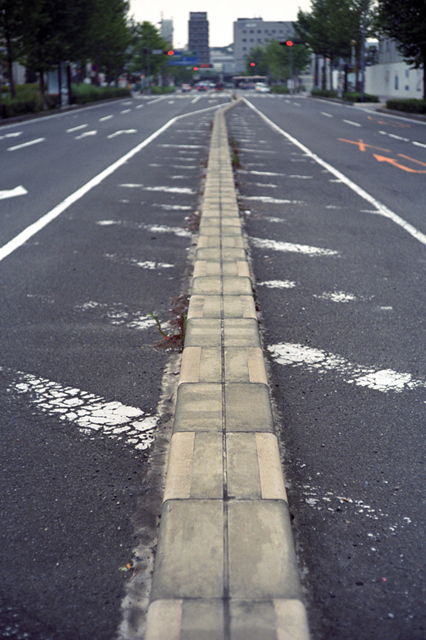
<box><xmin>188</xmin><ymin>12</ymin><xmax>210</xmax><ymax>64</ymax></box>
<box><xmin>161</xmin><ymin>19</ymin><xmax>173</xmax><ymax>48</ymax></box>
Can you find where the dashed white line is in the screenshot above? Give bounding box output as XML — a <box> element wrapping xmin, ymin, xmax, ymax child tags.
<box><xmin>66</xmin><ymin>124</ymin><xmax>88</xmax><ymax>133</ymax></box>
<box><xmin>75</xmin><ymin>130</ymin><xmax>97</xmax><ymax>139</ymax></box>
<box><xmin>388</xmin><ymin>133</ymin><xmax>409</xmax><ymax>142</ymax></box>
<box><xmin>412</xmin><ymin>140</ymin><xmax>426</xmax><ymax>148</ymax></box>
<box><xmin>343</xmin><ymin>119</ymin><xmax>362</xmax><ymax>127</ymax></box>
<box><xmin>99</xmin><ymin>115</ymin><xmax>114</xmax><ymax>121</ymax></box>
<box><xmin>120</xmin><ymin>109</ymin><xmax>131</xmax><ymax>114</ymax></box>
<box><xmin>321</xmin><ymin>112</ymin><xmax>333</xmax><ymax>118</ymax></box>
<box><xmin>7</xmin><ymin>138</ymin><xmax>45</xmax><ymax>151</ymax></box>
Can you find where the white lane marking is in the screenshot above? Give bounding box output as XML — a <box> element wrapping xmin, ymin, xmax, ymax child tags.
<box><xmin>7</xmin><ymin>138</ymin><xmax>45</xmax><ymax>151</ymax></box>
<box><xmin>0</xmin><ymin>185</ymin><xmax>28</xmax><ymax>200</ymax></box>
<box><xmin>321</xmin><ymin>112</ymin><xmax>333</xmax><ymax>118</ymax></box>
<box><xmin>77</xmin><ymin>300</ymin><xmax>158</xmax><ymax>331</ymax></box>
<box><xmin>244</xmin><ymin>98</ymin><xmax>426</xmax><ymax>248</ymax></box>
<box><xmin>76</xmin><ymin>130</ymin><xmax>97</xmax><ymax>139</ymax></box>
<box><xmin>9</xmin><ymin>369</ymin><xmax>158</xmax><ymax>450</ymax></box>
<box><xmin>119</xmin><ymin>183</ymin><xmax>143</xmax><ymax>188</ymax></box>
<box><xmin>157</xmin><ymin>143</ymin><xmax>203</xmax><ymax>149</ymax></box>
<box><xmin>388</xmin><ymin>133</ymin><xmax>409</xmax><ymax>142</ymax></box>
<box><xmin>135</xmin><ymin>105</ymin><xmax>144</xmax><ymax>109</ymax></box>
<box><xmin>412</xmin><ymin>140</ymin><xmax>426</xmax><ymax>149</ymax></box>
<box><xmin>142</xmin><ymin>224</ymin><xmax>192</xmax><ymax>238</ymax></box>
<box><xmin>251</xmin><ymin>237</ymin><xmax>339</xmax><ymax>257</ymax></box>
<box><xmin>191</xmin><ymin>95</ymin><xmax>201</xmax><ymax>104</ymax></box>
<box><xmin>120</xmin><ymin>109</ymin><xmax>131</xmax><ymax>114</ymax></box>
<box><xmin>247</xmin><ymin>170</ymin><xmax>287</xmax><ymax>176</ymax></box>
<box><xmin>268</xmin><ymin>342</ymin><xmax>426</xmax><ymax>393</ymax></box>
<box><xmin>258</xmin><ymin>280</ymin><xmax>296</xmax><ymax>289</ymax></box>
<box><xmin>152</xmin><ymin>204</ymin><xmax>193</xmax><ymax>210</ymax></box>
<box><xmin>0</xmin><ymin>131</ymin><xmax>23</xmax><ymax>139</ymax></box>
<box><xmin>240</xmin><ymin>196</ymin><xmax>305</xmax><ymax>204</ymax></box>
<box><xmin>253</xmin><ymin>182</ymin><xmax>278</xmax><ymax>188</ymax></box>
<box><xmin>143</xmin><ymin>186</ymin><xmax>195</xmax><ymax>194</ymax></box>
<box><xmin>106</xmin><ymin>255</ymin><xmax>174</xmax><ymax>270</ymax></box>
<box><xmin>66</xmin><ymin>124</ymin><xmax>88</xmax><ymax>133</ymax></box>
<box><xmin>240</xmin><ymin>148</ymin><xmax>277</xmax><ymax>154</ymax></box>
<box><xmin>107</xmin><ymin>129</ymin><xmax>137</xmax><ymax>139</ymax></box>
<box><xmin>0</xmin><ymin>103</ymin><xmax>223</xmax><ymax>263</ymax></box>
<box><xmin>289</xmin><ymin>175</ymin><xmax>313</xmax><ymax>179</ymax></box>
<box><xmin>99</xmin><ymin>115</ymin><xmax>114</xmax><ymax>121</ymax></box>
<box><xmin>314</xmin><ymin>291</ymin><xmax>357</xmax><ymax>303</ymax></box>
<box><xmin>343</xmin><ymin>119</ymin><xmax>362</xmax><ymax>127</ymax></box>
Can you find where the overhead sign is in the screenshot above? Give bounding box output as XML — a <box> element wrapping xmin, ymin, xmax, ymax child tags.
<box><xmin>167</xmin><ymin>51</ymin><xmax>198</xmax><ymax>66</ymax></box>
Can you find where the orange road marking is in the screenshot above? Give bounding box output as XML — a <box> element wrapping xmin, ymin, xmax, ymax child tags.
<box><xmin>338</xmin><ymin>138</ymin><xmax>391</xmax><ymax>153</ymax></box>
<box><xmin>374</xmin><ymin>154</ymin><xmax>426</xmax><ymax>173</ymax></box>
<box><xmin>398</xmin><ymin>153</ymin><xmax>426</xmax><ymax>168</ymax></box>
<box><xmin>366</xmin><ymin>115</ymin><xmax>411</xmax><ymax>128</ymax></box>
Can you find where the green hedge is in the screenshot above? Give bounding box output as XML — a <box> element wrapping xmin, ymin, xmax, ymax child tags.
<box><xmin>270</xmin><ymin>85</ymin><xmax>290</xmax><ymax>94</ymax></box>
<box><xmin>386</xmin><ymin>98</ymin><xmax>426</xmax><ymax>114</ymax></box>
<box><xmin>343</xmin><ymin>92</ymin><xmax>379</xmax><ymax>103</ymax></box>
<box><xmin>150</xmin><ymin>85</ymin><xmax>175</xmax><ymax>94</ymax></box>
<box><xmin>71</xmin><ymin>84</ymin><xmax>131</xmax><ymax>104</ymax></box>
<box><xmin>311</xmin><ymin>88</ymin><xmax>338</xmax><ymax>98</ymax></box>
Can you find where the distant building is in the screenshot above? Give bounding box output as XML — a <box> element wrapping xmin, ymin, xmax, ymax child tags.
<box><xmin>161</xmin><ymin>19</ymin><xmax>173</xmax><ymax>48</ymax></box>
<box><xmin>188</xmin><ymin>12</ymin><xmax>210</xmax><ymax>64</ymax></box>
<box><xmin>365</xmin><ymin>36</ymin><xmax>424</xmax><ymax>99</ymax></box>
<box><xmin>233</xmin><ymin>18</ymin><xmax>294</xmax><ymax>73</ymax></box>
<box><xmin>210</xmin><ymin>45</ymin><xmax>235</xmax><ymax>74</ymax></box>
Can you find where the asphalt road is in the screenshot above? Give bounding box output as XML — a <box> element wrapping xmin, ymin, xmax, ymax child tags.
<box><xmin>0</xmin><ymin>90</ymin><xmax>230</xmax><ymax>640</ymax></box>
<box><xmin>227</xmin><ymin>94</ymin><xmax>426</xmax><ymax>640</ymax></box>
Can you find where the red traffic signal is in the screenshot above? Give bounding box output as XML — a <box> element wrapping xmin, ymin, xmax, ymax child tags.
<box><xmin>286</xmin><ymin>40</ymin><xmax>293</xmax><ymax>47</ymax></box>
<box><xmin>167</xmin><ymin>50</ymin><xmax>174</xmax><ymax>56</ymax></box>
<box><xmin>250</xmin><ymin>62</ymin><xmax>256</xmax><ymax>67</ymax></box>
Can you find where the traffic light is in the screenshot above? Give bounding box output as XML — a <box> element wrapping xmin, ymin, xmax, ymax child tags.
<box><xmin>167</xmin><ymin>50</ymin><xmax>174</xmax><ymax>56</ymax></box>
<box><xmin>250</xmin><ymin>62</ymin><xmax>256</xmax><ymax>67</ymax></box>
<box><xmin>280</xmin><ymin>40</ymin><xmax>304</xmax><ymax>47</ymax></box>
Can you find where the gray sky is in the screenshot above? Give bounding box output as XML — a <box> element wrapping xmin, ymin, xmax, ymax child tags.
<box><xmin>129</xmin><ymin>0</ymin><xmax>312</xmax><ymax>49</ymax></box>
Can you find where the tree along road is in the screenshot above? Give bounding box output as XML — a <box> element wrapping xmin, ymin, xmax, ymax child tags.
<box><xmin>0</xmin><ymin>91</ymin><xmax>231</xmax><ymax>639</ymax></box>
<box><xmin>227</xmin><ymin>95</ymin><xmax>426</xmax><ymax>640</ymax></box>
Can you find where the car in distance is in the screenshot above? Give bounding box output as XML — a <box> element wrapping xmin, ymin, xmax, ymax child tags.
<box><xmin>255</xmin><ymin>82</ymin><xmax>271</xmax><ymax>93</ymax></box>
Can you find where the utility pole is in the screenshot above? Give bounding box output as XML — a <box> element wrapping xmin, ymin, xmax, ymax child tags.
<box><xmin>360</xmin><ymin>0</ymin><xmax>367</xmax><ymax>101</ymax></box>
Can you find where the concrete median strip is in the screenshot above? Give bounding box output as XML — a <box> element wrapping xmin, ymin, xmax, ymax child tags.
<box><xmin>144</xmin><ymin>102</ymin><xmax>310</xmax><ymax>639</ymax></box>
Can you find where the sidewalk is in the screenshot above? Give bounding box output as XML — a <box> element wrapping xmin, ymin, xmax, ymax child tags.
<box><xmin>144</xmin><ymin>100</ymin><xmax>310</xmax><ymax>640</ymax></box>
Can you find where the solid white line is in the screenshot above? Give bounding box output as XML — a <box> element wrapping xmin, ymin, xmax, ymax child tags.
<box><xmin>244</xmin><ymin>98</ymin><xmax>426</xmax><ymax>248</ymax></box>
<box><xmin>7</xmin><ymin>138</ymin><xmax>45</xmax><ymax>151</ymax></box>
<box><xmin>343</xmin><ymin>119</ymin><xmax>361</xmax><ymax>127</ymax></box>
<box><xmin>0</xmin><ymin>102</ymin><xmax>224</xmax><ymax>263</ymax></box>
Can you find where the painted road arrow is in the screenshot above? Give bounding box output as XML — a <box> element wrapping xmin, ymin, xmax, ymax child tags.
<box><xmin>0</xmin><ymin>185</ymin><xmax>28</xmax><ymax>200</ymax></box>
<box><xmin>374</xmin><ymin>154</ymin><xmax>426</xmax><ymax>173</ymax></box>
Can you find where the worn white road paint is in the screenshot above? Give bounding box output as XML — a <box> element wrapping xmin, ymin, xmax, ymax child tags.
<box><xmin>268</xmin><ymin>342</ymin><xmax>426</xmax><ymax>393</ymax></box>
<box><xmin>142</xmin><ymin>224</ymin><xmax>192</xmax><ymax>238</ymax></box>
<box><xmin>105</xmin><ymin>254</ymin><xmax>174</xmax><ymax>270</ymax></box>
<box><xmin>252</xmin><ymin>237</ymin><xmax>339</xmax><ymax>257</ymax></box>
<box><xmin>75</xmin><ymin>130</ymin><xmax>97</xmax><ymax>140</ymax></box>
<box><xmin>152</xmin><ymin>204</ymin><xmax>192</xmax><ymax>211</ymax></box>
<box><xmin>241</xmin><ymin>196</ymin><xmax>305</xmax><ymax>204</ymax></box>
<box><xmin>143</xmin><ymin>186</ymin><xmax>195</xmax><ymax>194</ymax></box>
<box><xmin>258</xmin><ymin>280</ymin><xmax>296</xmax><ymax>289</ymax></box>
<box><xmin>66</xmin><ymin>124</ymin><xmax>88</xmax><ymax>133</ymax></box>
<box><xmin>245</xmin><ymin>98</ymin><xmax>426</xmax><ymax>248</ymax></box>
<box><xmin>0</xmin><ymin>186</ymin><xmax>28</xmax><ymax>200</ymax></box>
<box><xmin>8</xmin><ymin>370</ymin><xmax>157</xmax><ymax>450</ymax></box>
<box><xmin>157</xmin><ymin>143</ymin><xmax>203</xmax><ymax>149</ymax></box>
<box><xmin>7</xmin><ymin>138</ymin><xmax>45</xmax><ymax>151</ymax></box>
<box><xmin>78</xmin><ymin>300</ymin><xmax>157</xmax><ymax>331</ymax></box>
<box><xmin>107</xmin><ymin>130</ymin><xmax>137</xmax><ymax>139</ymax></box>
<box><xmin>314</xmin><ymin>291</ymin><xmax>357</xmax><ymax>303</ymax></box>
<box><xmin>253</xmin><ymin>182</ymin><xmax>278</xmax><ymax>188</ymax></box>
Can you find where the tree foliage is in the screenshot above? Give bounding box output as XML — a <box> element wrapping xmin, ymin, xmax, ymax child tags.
<box><xmin>378</xmin><ymin>0</ymin><xmax>426</xmax><ymax>99</ymax></box>
<box><xmin>295</xmin><ymin>0</ymin><xmax>376</xmax><ymax>89</ymax></box>
<box><xmin>245</xmin><ymin>40</ymin><xmax>311</xmax><ymax>81</ymax></box>
<box><xmin>129</xmin><ymin>21</ymin><xmax>171</xmax><ymax>78</ymax></box>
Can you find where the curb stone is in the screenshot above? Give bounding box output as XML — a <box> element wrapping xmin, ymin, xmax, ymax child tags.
<box><xmin>144</xmin><ymin>100</ymin><xmax>310</xmax><ymax>640</ymax></box>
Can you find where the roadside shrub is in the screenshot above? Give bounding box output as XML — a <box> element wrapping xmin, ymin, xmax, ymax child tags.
<box><xmin>311</xmin><ymin>88</ymin><xmax>338</xmax><ymax>98</ymax></box>
<box><xmin>150</xmin><ymin>85</ymin><xmax>175</xmax><ymax>94</ymax></box>
<box><xmin>71</xmin><ymin>84</ymin><xmax>131</xmax><ymax>104</ymax></box>
<box><xmin>271</xmin><ymin>85</ymin><xmax>290</xmax><ymax>94</ymax></box>
<box><xmin>386</xmin><ymin>98</ymin><xmax>426</xmax><ymax>114</ymax></box>
<box><xmin>343</xmin><ymin>92</ymin><xmax>379</xmax><ymax>102</ymax></box>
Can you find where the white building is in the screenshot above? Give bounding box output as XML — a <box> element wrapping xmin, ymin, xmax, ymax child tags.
<box><xmin>365</xmin><ymin>37</ymin><xmax>424</xmax><ymax>100</ymax></box>
<box><xmin>233</xmin><ymin>18</ymin><xmax>294</xmax><ymax>74</ymax></box>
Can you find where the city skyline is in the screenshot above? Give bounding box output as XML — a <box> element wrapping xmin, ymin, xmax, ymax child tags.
<box><xmin>128</xmin><ymin>0</ymin><xmax>312</xmax><ymax>49</ymax></box>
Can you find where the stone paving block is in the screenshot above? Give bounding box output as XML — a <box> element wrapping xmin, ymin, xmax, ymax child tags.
<box><xmin>223</xmin><ymin>318</ymin><xmax>260</xmax><ymax>347</ymax></box>
<box><xmin>192</xmin><ymin>261</ymin><xmax>250</xmax><ymax>278</ymax></box>
<box><xmin>191</xmin><ymin>276</ymin><xmax>222</xmax><ymax>295</ymax></box>
<box><xmin>145</xmin><ymin>599</ymin><xmax>182</xmax><ymax>640</ymax></box>
<box><xmin>225</xmin><ymin>383</ymin><xmax>273</xmax><ymax>432</ymax></box>
<box><xmin>223</xmin><ymin>295</ymin><xmax>257</xmax><ymax>319</ymax></box>
<box><xmin>179</xmin><ymin>346</ymin><xmax>222</xmax><ymax>384</ymax></box>
<box><xmin>185</xmin><ymin>318</ymin><xmax>221</xmax><ymax>346</ymax></box>
<box><xmin>164</xmin><ymin>432</ymin><xmax>223</xmax><ymax>501</ymax></box>
<box><xmin>224</xmin><ymin>347</ymin><xmax>267</xmax><ymax>384</ymax></box>
<box><xmin>196</xmin><ymin>247</ymin><xmax>246</xmax><ymax>261</ymax></box>
<box><xmin>228</xmin><ymin>500</ymin><xmax>302</xmax><ymax>600</ymax></box>
<box><xmin>256</xmin><ymin>432</ymin><xmax>288</xmax><ymax>501</ymax></box>
<box><xmin>226</xmin><ymin>433</ymin><xmax>262</xmax><ymax>499</ymax></box>
<box><xmin>174</xmin><ymin>383</ymin><xmax>222</xmax><ymax>432</ymax></box>
<box><xmin>229</xmin><ymin>599</ymin><xmax>310</xmax><ymax>640</ymax></box>
<box><xmin>187</xmin><ymin>295</ymin><xmax>222</xmax><ymax>319</ymax></box>
<box><xmin>150</xmin><ymin>500</ymin><xmax>224</xmax><ymax>600</ymax></box>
